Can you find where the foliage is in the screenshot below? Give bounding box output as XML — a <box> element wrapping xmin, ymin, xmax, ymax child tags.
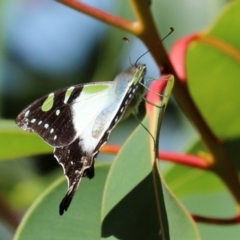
<box><xmin>0</xmin><ymin>0</ymin><xmax>240</xmax><ymax>239</ymax></box>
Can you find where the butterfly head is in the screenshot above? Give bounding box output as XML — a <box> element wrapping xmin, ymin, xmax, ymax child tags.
<box><xmin>133</xmin><ymin>63</ymin><xmax>146</xmax><ymax>84</ymax></box>
<box><xmin>124</xmin><ymin>63</ymin><xmax>146</xmax><ymax>86</ymax></box>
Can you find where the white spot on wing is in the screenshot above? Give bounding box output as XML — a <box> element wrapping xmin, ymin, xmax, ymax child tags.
<box><xmin>38</xmin><ymin>121</ymin><xmax>42</xmax><ymax>125</ymax></box>
<box><xmin>24</xmin><ymin>110</ymin><xmax>30</xmax><ymax>117</ymax></box>
<box><xmin>31</xmin><ymin>119</ymin><xmax>36</xmax><ymax>123</ymax></box>
<box><xmin>50</xmin><ymin>128</ymin><xmax>54</xmax><ymax>134</ymax></box>
<box><xmin>44</xmin><ymin>124</ymin><xmax>49</xmax><ymax>129</ymax></box>
<box><xmin>54</xmin><ymin>135</ymin><xmax>57</xmax><ymax>140</ymax></box>
<box><xmin>56</xmin><ymin>109</ymin><xmax>60</xmax><ymax>116</ymax></box>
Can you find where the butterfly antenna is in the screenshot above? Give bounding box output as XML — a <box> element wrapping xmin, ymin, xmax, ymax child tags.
<box><xmin>123</xmin><ymin>37</ymin><xmax>133</xmax><ymax>67</ymax></box>
<box><xmin>135</xmin><ymin>27</ymin><xmax>174</xmax><ymax>65</ymax></box>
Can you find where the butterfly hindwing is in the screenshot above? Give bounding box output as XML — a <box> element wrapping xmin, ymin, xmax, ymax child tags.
<box><xmin>54</xmin><ymin>138</ymin><xmax>95</xmax><ymax>214</ymax></box>
<box><xmin>55</xmin><ymin>114</ymin><xmax>114</xmax><ymax>215</ymax></box>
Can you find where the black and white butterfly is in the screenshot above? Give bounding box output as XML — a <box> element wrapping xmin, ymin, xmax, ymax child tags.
<box><xmin>16</xmin><ymin>63</ymin><xmax>147</xmax><ymax>215</ymax></box>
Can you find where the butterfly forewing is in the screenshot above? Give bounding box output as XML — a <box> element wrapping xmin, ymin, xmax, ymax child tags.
<box><xmin>16</xmin><ymin>83</ymin><xmax>112</xmax><ymax>147</ymax></box>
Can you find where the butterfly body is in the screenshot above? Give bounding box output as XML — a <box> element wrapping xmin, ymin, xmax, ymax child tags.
<box><xmin>16</xmin><ymin>63</ymin><xmax>146</xmax><ymax>215</ymax></box>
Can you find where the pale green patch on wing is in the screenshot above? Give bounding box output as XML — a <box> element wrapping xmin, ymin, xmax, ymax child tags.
<box><xmin>83</xmin><ymin>84</ymin><xmax>110</xmax><ymax>94</ymax></box>
<box><xmin>41</xmin><ymin>93</ymin><xmax>54</xmax><ymax>112</ymax></box>
<box><xmin>64</xmin><ymin>86</ymin><xmax>75</xmax><ymax>104</ymax></box>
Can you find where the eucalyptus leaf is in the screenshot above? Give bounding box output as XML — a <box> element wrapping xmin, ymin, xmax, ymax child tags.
<box><xmin>14</xmin><ymin>164</ymin><xmax>110</xmax><ymax>240</ymax></box>
<box><xmin>187</xmin><ymin>0</ymin><xmax>240</xmax><ymax>140</ymax></box>
<box><xmin>0</xmin><ymin>120</ymin><xmax>51</xmax><ymax>160</ymax></box>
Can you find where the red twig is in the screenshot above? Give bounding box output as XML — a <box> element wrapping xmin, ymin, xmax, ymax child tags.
<box><xmin>101</xmin><ymin>145</ymin><xmax>210</xmax><ymax>169</ymax></box>
<box><xmin>57</xmin><ymin>0</ymin><xmax>135</xmax><ymax>33</ymax></box>
<box><xmin>101</xmin><ymin>145</ymin><xmax>120</xmax><ymax>155</ymax></box>
<box><xmin>159</xmin><ymin>152</ymin><xmax>210</xmax><ymax>169</ymax></box>
<box><xmin>192</xmin><ymin>213</ymin><xmax>240</xmax><ymax>225</ymax></box>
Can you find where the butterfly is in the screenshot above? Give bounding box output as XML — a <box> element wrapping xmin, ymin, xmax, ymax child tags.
<box><xmin>15</xmin><ymin>63</ymin><xmax>147</xmax><ymax>215</ymax></box>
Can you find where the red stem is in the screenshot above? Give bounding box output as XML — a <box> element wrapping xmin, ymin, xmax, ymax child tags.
<box><xmin>57</xmin><ymin>0</ymin><xmax>135</xmax><ymax>32</ymax></box>
<box><xmin>101</xmin><ymin>145</ymin><xmax>210</xmax><ymax>169</ymax></box>
<box><xmin>159</xmin><ymin>151</ymin><xmax>210</xmax><ymax>169</ymax></box>
<box><xmin>192</xmin><ymin>213</ymin><xmax>240</xmax><ymax>225</ymax></box>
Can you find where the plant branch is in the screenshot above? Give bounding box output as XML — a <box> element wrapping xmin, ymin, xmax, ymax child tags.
<box><xmin>101</xmin><ymin>145</ymin><xmax>211</xmax><ymax>169</ymax></box>
<box><xmin>159</xmin><ymin>151</ymin><xmax>210</xmax><ymax>169</ymax></box>
<box><xmin>57</xmin><ymin>0</ymin><xmax>135</xmax><ymax>33</ymax></box>
<box><xmin>192</xmin><ymin>213</ymin><xmax>240</xmax><ymax>225</ymax></box>
<box><xmin>101</xmin><ymin>145</ymin><xmax>120</xmax><ymax>155</ymax></box>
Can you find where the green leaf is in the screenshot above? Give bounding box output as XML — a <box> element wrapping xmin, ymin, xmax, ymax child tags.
<box><xmin>187</xmin><ymin>0</ymin><xmax>240</xmax><ymax>140</ymax></box>
<box><xmin>0</xmin><ymin>120</ymin><xmax>51</xmax><ymax>160</ymax></box>
<box><xmin>186</xmin><ymin>0</ymin><xmax>240</xmax><ymax>203</ymax></box>
<box><xmin>101</xmin><ymin>122</ymin><xmax>167</xmax><ymax>239</ymax></box>
<box><xmin>14</xmin><ymin>164</ymin><xmax>110</xmax><ymax>240</ymax></box>
<box><xmin>165</xmin><ymin>164</ymin><xmax>226</xmax><ymax>198</ymax></box>
<box><xmin>164</xmin><ymin>140</ymin><xmax>238</xmax><ymax>238</ymax></box>
<box><xmin>101</xmin><ymin>77</ymin><xmax>200</xmax><ymax>240</ymax></box>
<box><xmin>164</xmin><ymin>139</ymin><xmax>226</xmax><ymax>198</ymax></box>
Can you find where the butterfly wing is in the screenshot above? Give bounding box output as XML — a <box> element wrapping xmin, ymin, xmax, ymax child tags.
<box><xmin>16</xmin><ymin>64</ymin><xmax>147</xmax><ymax>215</ymax></box>
<box><xmin>54</xmin><ymin>138</ymin><xmax>95</xmax><ymax>215</ymax></box>
<box><xmin>55</xmin><ymin>64</ymin><xmax>146</xmax><ymax>214</ymax></box>
<box><xmin>16</xmin><ymin>81</ymin><xmax>127</xmax><ymax>214</ymax></box>
<box><xmin>16</xmin><ymin>82</ymin><xmax>112</xmax><ymax>147</ymax></box>
<box><xmin>54</xmin><ymin>82</ymin><xmax>134</xmax><ymax>214</ymax></box>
